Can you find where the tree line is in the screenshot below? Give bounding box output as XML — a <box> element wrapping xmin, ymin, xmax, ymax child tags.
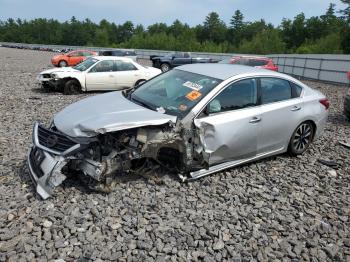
<box><xmin>0</xmin><ymin>1</ymin><xmax>349</xmax><ymax>54</ymax></box>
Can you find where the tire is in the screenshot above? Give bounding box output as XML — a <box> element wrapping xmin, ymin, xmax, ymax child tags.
<box><xmin>160</xmin><ymin>63</ymin><xmax>170</xmax><ymax>72</ymax></box>
<box><xmin>64</xmin><ymin>79</ymin><xmax>81</xmax><ymax>95</ymax></box>
<box><xmin>288</xmin><ymin>121</ymin><xmax>314</xmax><ymax>156</ymax></box>
<box><xmin>42</xmin><ymin>82</ymin><xmax>50</xmax><ymax>89</ymax></box>
<box><xmin>134</xmin><ymin>79</ymin><xmax>146</xmax><ymax>88</ymax></box>
<box><xmin>58</xmin><ymin>60</ymin><xmax>67</xmax><ymax>67</ymax></box>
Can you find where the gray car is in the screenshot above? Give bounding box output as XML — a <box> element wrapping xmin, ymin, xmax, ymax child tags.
<box><xmin>27</xmin><ymin>64</ymin><xmax>329</xmax><ymax>199</ymax></box>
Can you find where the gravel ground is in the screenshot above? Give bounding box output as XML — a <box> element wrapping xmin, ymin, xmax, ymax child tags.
<box><xmin>0</xmin><ymin>47</ymin><xmax>349</xmax><ymax>261</ymax></box>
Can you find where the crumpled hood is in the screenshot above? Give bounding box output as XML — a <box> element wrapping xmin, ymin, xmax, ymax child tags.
<box><xmin>54</xmin><ymin>91</ymin><xmax>177</xmax><ymax>137</ymax></box>
<box><xmin>40</xmin><ymin>67</ymin><xmax>80</xmax><ymax>75</ymax></box>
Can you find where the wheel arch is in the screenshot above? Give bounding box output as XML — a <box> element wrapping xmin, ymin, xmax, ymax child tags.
<box><xmin>134</xmin><ymin>79</ymin><xmax>147</xmax><ymax>87</ymax></box>
<box><xmin>62</xmin><ymin>77</ymin><xmax>84</xmax><ymax>90</ymax></box>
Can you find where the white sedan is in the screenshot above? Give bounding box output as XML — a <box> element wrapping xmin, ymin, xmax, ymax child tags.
<box><xmin>37</xmin><ymin>57</ymin><xmax>162</xmax><ymax>94</ymax></box>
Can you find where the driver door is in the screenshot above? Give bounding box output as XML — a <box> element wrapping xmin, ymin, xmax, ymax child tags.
<box><xmin>194</xmin><ymin>78</ymin><xmax>260</xmax><ymax>165</ymax></box>
<box><xmin>85</xmin><ymin>60</ymin><xmax>117</xmax><ymax>90</ymax></box>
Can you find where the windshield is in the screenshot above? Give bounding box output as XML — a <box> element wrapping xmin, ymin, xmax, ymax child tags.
<box><xmin>73</xmin><ymin>58</ymin><xmax>99</xmax><ymax>71</ymax></box>
<box><xmin>130</xmin><ymin>69</ymin><xmax>222</xmax><ymax>118</ymax></box>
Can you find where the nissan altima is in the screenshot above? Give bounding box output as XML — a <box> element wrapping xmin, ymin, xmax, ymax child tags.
<box><xmin>27</xmin><ymin>64</ymin><xmax>329</xmax><ymax>199</ymax></box>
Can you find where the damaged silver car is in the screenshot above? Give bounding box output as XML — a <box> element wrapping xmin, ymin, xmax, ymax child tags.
<box><xmin>27</xmin><ymin>64</ymin><xmax>329</xmax><ymax>199</ymax></box>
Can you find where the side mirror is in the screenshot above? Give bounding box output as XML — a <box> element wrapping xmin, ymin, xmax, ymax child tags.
<box><xmin>207</xmin><ymin>100</ymin><xmax>221</xmax><ymax>114</ymax></box>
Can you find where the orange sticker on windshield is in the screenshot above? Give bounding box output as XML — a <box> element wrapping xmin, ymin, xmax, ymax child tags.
<box><xmin>186</xmin><ymin>90</ymin><xmax>202</xmax><ymax>101</ymax></box>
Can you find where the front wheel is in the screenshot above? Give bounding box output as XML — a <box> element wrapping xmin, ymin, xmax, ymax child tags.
<box><xmin>160</xmin><ymin>63</ymin><xmax>170</xmax><ymax>72</ymax></box>
<box><xmin>58</xmin><ymin>60</ymin><xmax>68</xmax><ymax>67</ymax></box>
<box><xmin>64</xmin><ymin>80</ymin><xmax>81</xmax><ymax>95</ymax></box>
<box><xmin>288</xmin><ymin>121</ymin><xmax>314</xmax><ymax>156</ymax></box>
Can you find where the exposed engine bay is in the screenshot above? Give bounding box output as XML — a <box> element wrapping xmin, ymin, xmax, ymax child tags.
<box><xmin>27</xmin><ymin>121</ymin><xmax>205</xmax><ymax>199</ymax></box>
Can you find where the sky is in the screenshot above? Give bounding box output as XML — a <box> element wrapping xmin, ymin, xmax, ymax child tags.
<box><xmin>0</xmin><ymin>0</ymin><xmax>347</xmax><ymax>27</ymax></box>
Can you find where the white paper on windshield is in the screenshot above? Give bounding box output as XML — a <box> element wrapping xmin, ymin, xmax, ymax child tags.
<box><xmin>183</xmin><ymin>81</ymin><xmax>203</xmax><ymax>91</ymax></box>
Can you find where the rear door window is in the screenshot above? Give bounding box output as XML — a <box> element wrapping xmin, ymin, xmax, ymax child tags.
<box><xmin>231</xmin><ymin>58</ymin><xmax>249</xmax><ymax>65</ymax></box>
<box><xmin>116</xmin><ymin>60</ymin><xmax>137</xmax><ymax>71</ymax></box>
<box><xmin>260</xmin><ymin>78</ymin><xmax>292</xmax><ymax>104</ymax></box>
<box><xmin>249</xmin><ymin>59</ymin><xmax>268</xmax><ymax>66</ymax></box>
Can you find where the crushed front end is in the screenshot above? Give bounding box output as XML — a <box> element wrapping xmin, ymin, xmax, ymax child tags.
<box><xmin>27</xmin><ymin>122</ymin><xmax>86</xmax><ymax>199</ymax></box>
<box><xmin>27</xmin><ymin>121</ymin><xmax>187</xmax><ymax>199</ymax></box>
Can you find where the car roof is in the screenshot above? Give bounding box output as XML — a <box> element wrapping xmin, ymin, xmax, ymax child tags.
<box><xmin>91</xmin><ymin>56</ymin><xmax>135</xmax><ymax>62</ymax></box>
<box><xmin>176</xmin><ymin>64</ymin><xmax>283</xmax><ymax>80</ymax></box>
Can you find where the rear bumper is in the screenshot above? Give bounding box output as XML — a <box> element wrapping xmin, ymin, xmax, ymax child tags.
<box><xmin>314</xmin><ymin>110</ymin><xmax>329</xmax><ymax>140</ymax></box>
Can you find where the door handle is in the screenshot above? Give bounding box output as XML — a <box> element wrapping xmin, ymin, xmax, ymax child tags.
<box><xmin>249</xmin><ymin>117</ymin><xmax>261</xmax><ymax>123</ymax></box>
<box><xmin>109</xmin><ymin>75</ymin><xmax>114</xmax><ymax>77</ymax></box>
<box><xmin>134</xmin><ymin>74</ymin><xmax>140</xmax><ymax>76</ymax></box>
<box><xmin>291</xmin><ymin>106</ymin><xmax>301</xmax><ymax>111</ymax></box>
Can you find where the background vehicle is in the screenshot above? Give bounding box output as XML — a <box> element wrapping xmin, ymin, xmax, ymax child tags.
<box><xmin>150</xmin><ymin>52</ymin><xmax>219</xmax><ymax>72</ymax></box>
<box><xmin>344</xmin><ymin>89</ymin><xmax>350</xmax><ymax>120</ymax></box>
<box><xmin>38</xmin><ymin>56</ymin><xmax>161</xmax><ymax>94</ymax></box>
<box><xmin>51</xmin><ymin>50</ymin><xmax>97</xmax><ymax>67</ymax></box>
<box><xmin>29</xmin><ymin>64</ymin><xmax>328</xmax><ymax>199</ymax></box>
<box><xmin>220</xmin><ymin>56</ymin><xmax>278</xmax><ymax>71</ymax></box>
<box><xmin>98</xmin><ymin>49</ymin><xmax>137</xmax><ymax>61</ymax></box>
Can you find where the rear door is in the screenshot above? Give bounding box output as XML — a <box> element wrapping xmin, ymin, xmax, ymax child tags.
<box><xmin>257</xmin><ymin>77</ymin><xmax>304</xmax><ymax>154</ymax></box>
<box><xmin>114</xmin><ymin>60</ymin><xmax>141</xmax><ymax>89</ymax></box>
<box><xmin>85</xmin><ymin>60</ymin><xmax>117</xmax><ymax>90</ymax></box>
<box><xmin>194</xmin><ymin>78</ymin><xmax>260</xmax><ymax>165</ymax></box>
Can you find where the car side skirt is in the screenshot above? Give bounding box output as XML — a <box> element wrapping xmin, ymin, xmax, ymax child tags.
<box><xmin>181</xmin><ymin>146</ymin><xmax>286</xmax><ymax>181</ymax></box>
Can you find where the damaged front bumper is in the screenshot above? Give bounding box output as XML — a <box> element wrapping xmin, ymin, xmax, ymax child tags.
<box><xmin>27</xmin><ymin>122</ymin><xmax>81</xmax><ymax>199</ymax></box>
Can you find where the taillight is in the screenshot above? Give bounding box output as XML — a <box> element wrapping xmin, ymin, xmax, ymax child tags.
<box><xmin>319</xmin><ymin>98</ymin><xmax>330</xmax><ymax>110</ymax></box>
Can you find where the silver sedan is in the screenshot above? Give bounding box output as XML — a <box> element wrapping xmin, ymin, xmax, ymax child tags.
<box><xmin>27</xmin><ymin>64</ymin><xmax>329</xmax><ymax>198</ymax></box>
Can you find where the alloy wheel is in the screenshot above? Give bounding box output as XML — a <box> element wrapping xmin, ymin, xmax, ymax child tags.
<box><xmin>292</xmin><ymin>123</ymin><xmax>313</xmax><ymax>152</ymax></box>
<box><xmin>161</xmin><ymin>64</ymin><xmax>170</xmax><ymax>72</ymax></box>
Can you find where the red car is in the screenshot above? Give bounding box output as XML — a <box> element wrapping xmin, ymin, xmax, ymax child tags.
<box><xmin>220</xmin><ymin>56</ymin><xmax>278</xmax><ymax>71</ymax></box>
<box><xmin>51</xmin><ymin>50</ymin><xmax>97</xmax><ymax>67</ymax></box>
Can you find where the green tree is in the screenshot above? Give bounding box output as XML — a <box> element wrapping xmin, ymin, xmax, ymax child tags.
<box><xmin>201</xmin><ymin>12</ymin><xmax>227</xmax><ymax>43</ymax></box>
<box><xmin>238</xmin><ymin>29</ymin><xmax>285</xmax><ymax>54</ymax></box>
<box><xmin>296</xmin><ymin>32</ymin><xmax>342</xmax><ymax>53</ymax></box>
<box><xmin>228</xmin><ymin>10</ymin><xmax>245</xmax><ymax>46</ymax></box>
<box><xmin>339</xmin><ymin>0</ymin><xmax>350</xmax><ymax>22</ymax></box>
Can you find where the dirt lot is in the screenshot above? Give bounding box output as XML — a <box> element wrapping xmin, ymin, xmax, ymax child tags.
<box><xmin>0</xmin><ymin>47</ymin><xmax>349</xmax><ymax>261</ymax></box>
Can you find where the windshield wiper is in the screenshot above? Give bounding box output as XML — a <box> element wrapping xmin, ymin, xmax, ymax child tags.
<box><xmin>131</xmin><ymin>96</ymin><xmax>155</xmax><ymax>111</ymax></box>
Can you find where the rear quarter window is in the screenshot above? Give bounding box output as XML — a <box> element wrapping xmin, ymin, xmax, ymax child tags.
<box><xmin>290</xmin><ymin>82</ymin><xmax>303</xmax><ymax>98</ymax></box>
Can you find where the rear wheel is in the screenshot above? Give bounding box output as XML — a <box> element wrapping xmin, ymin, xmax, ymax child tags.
<box><xmin>64</xmin><ymin>79</ymin><xmax>81</xmax><ymax>95</ymax></box>
<box><xmin>58</xmin><ymin>60</ymin><xmax>67</xmax><ymax>67</ymax></box>
<box><xmin>160</xmin><ymin>63</ymin><xmax>170</xmax><ymax>72</ymax></box>
<box><xmin>288</xmin><ymin>121</ymin><xmax>314</xmax><ymax>156</ymax></box>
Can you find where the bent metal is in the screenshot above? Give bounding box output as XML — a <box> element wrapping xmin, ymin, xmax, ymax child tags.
<box><xmin>27</xmin><ymin>64</ymin><xmax>329</xmax><ymax>199</ymax></box>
